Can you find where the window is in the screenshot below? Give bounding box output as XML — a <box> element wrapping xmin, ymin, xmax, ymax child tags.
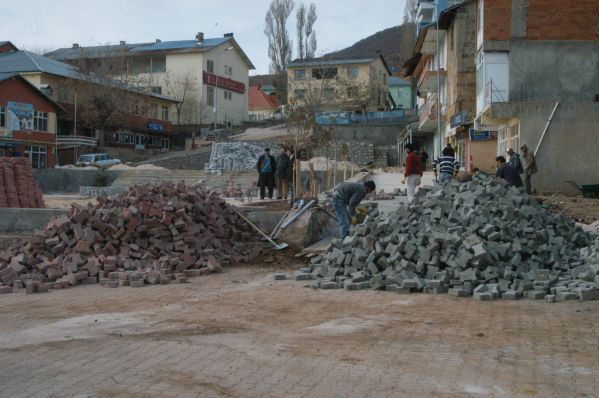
<box><xmin>148</xmin><ymin>135</ymin><xmax>161</xmax><ymax>146</ymax></box>
<box><xmin>161</xmin><ymin>138</ymin><xmax>170</xmax><ymax>149</ymax></box>
<box><xmin>151</xmin><ymin>86</ymin><xmax>162</xmax><ymax>95</ymax></box>
<box><xmin>370</xmin><ymin>66</ymin><xmax>376</xmax><ymax>79</ymax></box>
<box><xmin>323</xmin><ymin>87</ymin><xmax>335</xmax><ymax>101</ymax></box>
<box><xmin>224</xmin><ymin>90</ymin><xmax>232</xmax><ymax>100</ymax></box>
<box><xmin>57</xmin><ymin>87</ymin><xmax>69</xmax><ymax>103</ymax></box>
<box><xmin>161</xmin><ymin>105</ymin><xmax>169</xmax><ymax>121</ymax></box>
<box><xmin>131</xmin><ymin>57</ymin><xmax>152</xmax><ymax>74</ymax></box>
<box><xmin>26</xmin><ymin>145</ymin><xmax>47</xmax><ymax>169</ymax></box>
<box><xmin>150</xmin><ymin>104</ymin><xmax>158</xmax><ymax>119</ymax></box>
<box><xmin>347</xmin><ymin>67</ymin><xmax>359</xmax><ymax>79</ymax></box>
<box><xmin>33</xmin><ymin>111</ymin><xmax>48</xmax><ymax>132</ymax></box>
<box><xmin>207</xmin><ymin>60</ymin><xmax>214</xmax><ymax>73</ymax></box>
<box><xmin>207</xmin><ymin>86</ymin><xmax>215</xmax><ymax>106</ymax></box>
<box><xmin>294</xmin><ymin>69</ymin><xmax>306</xmax><ymax>80</ymax></box>
<box><xmin>0</xmin><ymin>106</ymin><xmax>5</xmax><ymax>128</ymax></box>
<box><xmin>294</xmin><ymin>89</ymin><xmax>306</xmax><ymax>100</ymax></box>
<box><xmin>347</xmin><ymin>87</ymin><xmax>358</xmax><ymax>98</ymax></box>
<box><xmin>117</xmin><ymin>130</ymin><xmax>133</xmax><ymax>144</ymax></box>
<box><xmin>151</xmin><ymin>56</ymin><xmax>166</xmax><ymax>73</ymax></box>
<box><xmin>224</xmin><ymin>65</ymin><xmax>233</xmax><ymax>76</ymax></box>
<box><xmin>312</xmin><ymin>67</ymin><xmax>337</xmax><ymax>79</ymax></box>
<box><xmin>457</xmin><ymin>140</ymin><xmax>466</xmax><ymax>171</ymax></box>
<box><xmin>498</xmin><ymin>127</ymin><xmax>508</xmax><ymax>156</ymax></box>
<box><xmin>135</xmin><ymin>102</ymin><xmax>142</xmax><ymax>116</ymax></box>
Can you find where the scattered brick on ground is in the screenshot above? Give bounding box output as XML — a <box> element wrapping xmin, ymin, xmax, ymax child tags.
<box><xmin>0</xmin><ymin>182</ymin><xmax>262</xmax><ymax>293</ymax></box>
<box><xmin>296</xmin><ymin>174</ymin><xmax>599</xmax><ymax>302</ymax></box>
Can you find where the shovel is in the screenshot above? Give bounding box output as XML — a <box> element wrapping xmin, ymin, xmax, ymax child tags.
<box><xmin>232</xmin><ymin>207</ymin><xmax>289</xmax><ymax>250</ymax></box>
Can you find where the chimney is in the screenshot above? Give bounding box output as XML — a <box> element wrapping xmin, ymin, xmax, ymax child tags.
<box><xmin>224</xmin><ymin>33</ymin><xmax>234</xmax><ymax>38</ymax></box>
<box><xmin>156</xmin><ymin>39</ymin><xmax>161</xmax><ymax>43</ymax></box>
<box><xmin>72</xmin><ymin>43</ymin><xmax>79</xmax><ymax>49</ymax></box>
<box><xmin>196</xmin><ymin>32</ymin><xmax>204</xmax><ymax>42</ymax></box>
<box><xmin>120</xmin><ymin>40</ymin><xmax>126</xmax><ymax>45</ymax></box>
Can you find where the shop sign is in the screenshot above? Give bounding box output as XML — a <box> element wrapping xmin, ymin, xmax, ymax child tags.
<box><xmin>450</xmin><ymin>111</ymin><xmax>467</xmax><ymax>128</ymax></box>
<box><xmin>7</xmin><ymin>101</ymin><xmax>33</xmax><ymax>132</ymax></box>
<box><xmin>147</xmin><ymin>123</ymin><xmax>164</xmax><ymax>131</ymax></box>
<box><xmin>469</xmin><ymin>128</ymin><xmax>491</xmax><ymax>142</ymax></box>
<box><xmin>203</xmin><ymin>72</ymin><xmax>245</xmax><ymax>94</ymax></box>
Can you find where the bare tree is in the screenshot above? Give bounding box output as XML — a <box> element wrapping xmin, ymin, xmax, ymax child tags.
<box><xmin>264</xmin><ymin>0</ymin><xmax>295</xmax><ymax>75</ymax></box>
<box><xmin>163</xmin><ymin>69</ymin><xmax>198</xmax><ymax>125</ymax></box>
<box><xmin>403</xmin><ymin>0</ymin><xmax>419</xmax><ymax>23</ymax></box>
<box><xmin>296</xmin><ymin>3</ymin><xmax>317</xmax><ymax>60</ymax></box>
<box><xmin>336</xmin><ymin>74</ymin><xmax>387</xmax><ymax>116</ymax></box>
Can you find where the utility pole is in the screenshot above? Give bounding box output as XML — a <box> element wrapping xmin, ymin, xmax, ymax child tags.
<box><xmin>436</xmin><ymin>0</ymin><xmax>442</xmax><ymax>158</ymax></box>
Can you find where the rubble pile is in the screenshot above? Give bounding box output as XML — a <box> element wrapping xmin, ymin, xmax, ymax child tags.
<box><xmin>300</xmin><ymin>174</ymin><xmax>599</xmax><ymax>302</ymax></box>
<box><xmin>207</xmin><ymin>142</ymin><xmax>265</xmax><ymax>172</ymax></box>
<box><xmin>0</xmin><ymin>182</ymin><xmax>261</xmax><ymax>294</ymax></box>
<box><xmin>0</xmin><ymin>157</ymin><xmax>45</xmax><ymax>208</ymax></box>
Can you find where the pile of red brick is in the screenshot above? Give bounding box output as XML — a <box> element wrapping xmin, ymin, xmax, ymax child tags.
<box><xmin>0</xmin><ymin>157</ymin><xmax>45</xmax><ymax>208</ymax></box>
<box><xmin>0</xmin><ymin>182</ymin><xmax>261</xmax><ymax>294</ymax></box>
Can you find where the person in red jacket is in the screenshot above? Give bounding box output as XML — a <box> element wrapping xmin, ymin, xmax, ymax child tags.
<box><xmin>403</xmin><ymin>143</ymin><xmax>423</xmax><ymax>201</ymax></box>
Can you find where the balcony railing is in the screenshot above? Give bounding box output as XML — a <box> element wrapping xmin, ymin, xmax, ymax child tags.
<box><xmin>419</xmin><ymin>94</ymin><xmax>446</xmax><ymax>130</ymax></box>
<box><xmin>56</xmin><ymin>135</ymin><xmax>98</xmax><ymax>149</ymax></box>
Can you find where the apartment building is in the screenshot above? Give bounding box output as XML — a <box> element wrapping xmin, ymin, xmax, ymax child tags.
<box><xmin>287</xmin><ymin>54</ymin><xmax>391</xmax><ymax>113</ymax></box>
<box><xmin>0</xmin><ymin>45</ymin><xmax>178</xmax><ymax>165</ymax></box>
<box><xmin>47</xmin><ymin>33</ymin><xmax>255</xmax><ymax>128</ymax></box>
<box><xmin>474</xmin><ymin>0</ymin><xmax>599</xmax><ymax>192</ymax></box>
<box><xmin>0</xmin><ymin>72</ymin><xmax>61</xmax><ymax>168</ymax></box>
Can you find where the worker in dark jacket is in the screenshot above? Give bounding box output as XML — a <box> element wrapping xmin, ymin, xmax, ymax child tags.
<box><xmin>332</xmin><ymin>180</ymin><xmax>376</xmax><ymax>239</ymax></box>
<box><xmin>496</xmin><ymin>156</ymin><xmax>523</xmax><ymax>188</ymax></box>
<box><xmin>275</xmin><ymin>146</ymin><xmax>290</xmax><ymax>199</ymax></box>
<box><xmin>286</xmin><ymin>147</ymin><xmax>296</xmax><ymax>202</ymax></box>
<box><xmin>256</xmin><ymin>148</ymin><xmax>277</xmax><ymax>200</ymax></box>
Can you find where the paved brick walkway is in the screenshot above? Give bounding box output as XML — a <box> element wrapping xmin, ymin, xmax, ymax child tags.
<box><xmin>0</xmin><ymin>266</ymin><xmax>598</xmax><ymax>398</ymax></box>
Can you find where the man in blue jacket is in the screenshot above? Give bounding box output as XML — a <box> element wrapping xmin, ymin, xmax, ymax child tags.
<box><xmin>256</xmin><ymin>148</ymin><xmax>277</xmax><ymax>200</ymax></box>
<box><xmin>332</xmin><ymin>180</ymin><xmax>376</xmax><ymax>239</ymax></box>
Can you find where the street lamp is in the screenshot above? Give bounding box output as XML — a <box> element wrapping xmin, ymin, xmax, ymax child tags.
<box><xmin>213</xmin><ymin>46</ymin><xmax>234</xmax><ymax>130</ymax></box>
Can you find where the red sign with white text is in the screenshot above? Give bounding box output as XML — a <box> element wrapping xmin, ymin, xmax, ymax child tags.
<box><xmin>203</xmin><ymin>71</ymin><xmax>245</xmax><ymax>94</ymax></box>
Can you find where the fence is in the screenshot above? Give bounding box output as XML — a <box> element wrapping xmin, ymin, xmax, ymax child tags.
<box><xmin>315</xmin><ymin>109</ymin><xmax>416</xmax><ymax>126</ymax></box>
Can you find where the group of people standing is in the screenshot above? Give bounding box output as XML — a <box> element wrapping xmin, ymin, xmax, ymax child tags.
<box><xmin>403</xmin><ymin>142</ymin><xmax>538</xmax><ymax>201</ymax></box>
<box><xmin>256</xmin><ymin>146</ymin><xmax>295</xmax><ymax>200</ymax></box>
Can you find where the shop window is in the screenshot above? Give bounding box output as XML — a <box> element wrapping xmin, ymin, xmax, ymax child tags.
<box><xmin>207</xmin><ymin>86</ymin><xmax>215</xmax><ymax>106</ymax></box>
<box><xmin>33</xmin><ymin>111</ymin><xmax>48</xmax><ymax>132</ymax></box>
<box><xmin>161</xmin><ymin>105</ymin><xmax>169</xmax><ymax>121</ymax></box>
<box><xmin>26</xmin><ymin>145</ymin><xmax>47</xmax><ymax>169</ymax></box>
<box><xmin>117</xmin><ymin>130</ymin><xmax>133</xmax><ymax>144</ymax></box>
<box><xmin>312</xmin><ymin>68</ymin><xmax>337</xmax><ymax>80</ymax></box>
<box><xmin>0</xmin><ymin>106</ymin><xmax>5</xmax><ymax>128</ymax></box>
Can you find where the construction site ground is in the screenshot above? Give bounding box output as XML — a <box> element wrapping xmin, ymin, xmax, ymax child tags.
<box><xmin>1</xmin><ymin>263</ymin><xmax>598</xmax><ymax>398</ymax></box>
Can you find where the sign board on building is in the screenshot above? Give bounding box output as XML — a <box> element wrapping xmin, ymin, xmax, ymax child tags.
<box><xmin>7</xmin><ymin>101</ymin><xmax>33</xmax><ymax>132</ymax></box>
<box><xmin>203</xmin><ymin>72</ymin><xmax>245</xmax><ymax>94</ymax></box>
<box><xmin>450</xmin><ymin>111</ymin><xmax>467</xmax><ymax>128</ymax></box>
<box><xmin>469</xmin><ymin>128</ymin><xmax>492</xmax><ymax>142</ymax></box>
<box><xmin>147</xmin><ymin>123</ymin><xmax>164</xmax><ymax>131</ymax></box>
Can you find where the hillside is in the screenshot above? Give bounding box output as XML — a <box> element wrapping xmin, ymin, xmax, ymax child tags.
<box><xmin>325</xmin><ymin>23</ymin><xmax>416</xmax><ymax>70</ymax></box>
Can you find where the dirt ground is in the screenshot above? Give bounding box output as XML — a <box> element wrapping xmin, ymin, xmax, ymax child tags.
<box><xmin>537</xmin><ymin>195</ymin><xmax>599</xmax><ymax>224</ymax></box>
<box><xmin>1</xmin><ymin>263</ymin><xmax>598</xmax><ymax>398</ymax></box>
<box><xmin>43</xmin><ymin>195</ymin><xmax>97</xmax><ymax>210</ymax></box>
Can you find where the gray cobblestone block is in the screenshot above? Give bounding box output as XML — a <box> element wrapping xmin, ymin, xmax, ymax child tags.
<box><xmin>130</xmin><ymin>280</ymin><xmax>144</xmax><ymax>288</ymax></box>
<box><xmin>359</xmin><ymin>281</ymin><xmax>371</xmax><ymax>289</ymax></box>
<box><xmin>474</xmin><ymin>292</ymin><xmax>494</xmax><ymax>301</ymax></box>
<box><xmin>556</xmin><ymin>291</ymin><xmax>577</xmax><ymax>301</ymax></box>
<box><xmin>274</xmin><ymin>273</ymin><xmax>287</xmax><ymax>281</ymax></box>
<box><xmin>106</xmin><ymin>280</ymin><xmax>119</xmax><ymax>288</ymax></box>
<box><xmin>294</xmin><ymin>273</ymin><xmax>313</xmax><ymax>281</ymax></box>
<box><xmin>526</xmin><ymin>290</ymin><xmax>545</xmax><ymax>300</ymax></box>
<box><xmin>320</xmin><ymin>282</ymin><xmax>339</xmax><ymax>289</ymax></box>
<box><xmin>0</xmin><ymin>286</ymin><xmax>12</xmax><ymax>294</ymax></box>
<box><xmin>81</xmin><ymin>277</ymin><xmax>97</xmax><ymax>285</ymax></box>
<box><xmin>575</xmin><ymin>287</ymin><xmax>598</xmax><ymax>301</ymax></box>
<box><xmin>502</xmin><ymin>290</ymin><xmax>520</xmax><ymax>300</ymax></box>
<box><xmin>545</xmin><ymin>294</ymin><xmax>556</xmax><ymax>303</ymax></box>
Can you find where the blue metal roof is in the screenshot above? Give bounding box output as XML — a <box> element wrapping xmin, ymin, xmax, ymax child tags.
<box><xmin>131</xmin><ymin>37</ymin><xmax>229</xmax><ymax>52</ymax></box>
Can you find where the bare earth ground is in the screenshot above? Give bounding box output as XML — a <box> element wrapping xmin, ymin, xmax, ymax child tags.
<box><xmin>0</xmin><ymin>263</ymin><xmax>598</xmax><ymax>398</ymax></box>
<box><xmin>537</xmin><ymin>195</ymin><xmax>599</xmax><ymax>225</ymax></box>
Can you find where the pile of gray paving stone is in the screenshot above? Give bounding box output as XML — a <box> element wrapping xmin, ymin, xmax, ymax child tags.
<box><xmin>294</xmin><ymin>173</ymin><xmax>599</xmax><ymax>302</ymax></box>
<box><xmin>206</xmin><ymin>142</ymin><xmax>268</xmax><ymax>172</ymax></box>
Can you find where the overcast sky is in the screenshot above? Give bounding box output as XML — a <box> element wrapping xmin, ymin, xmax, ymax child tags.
<box><xmin>2</xmin><ymin>0</ymin><xmax>406</xmax><ymax>75</ymax></box>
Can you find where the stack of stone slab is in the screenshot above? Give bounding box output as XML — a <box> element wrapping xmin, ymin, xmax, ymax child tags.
<box><xmin>206</xmin><ymin>142</ymin><xmax>265</xmax><ymax>172</ymax></box>
<box><xmin>0</xmin><ymin>157</ymin><xmax>44</xmax><ymax>208</ymax></box>
<box><xmin>0</xmin><ymin>182</ymin><xmax>261</xmax><ymax>294</ymax></box>
<box><xmin>300</xmin><ymin>174</ymin><xmax>599</xmax><ymax>302</ymax></box>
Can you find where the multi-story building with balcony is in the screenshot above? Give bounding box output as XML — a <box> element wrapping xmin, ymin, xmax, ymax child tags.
<box><xmin>474</xmin><ymin>0</ymin><xmax>599</xmax><ymax>193</ymax></box>
<box><xmin>46</xmin><ymin>33</ymin><xmax>254</xmax><ymax>128</ymax></box>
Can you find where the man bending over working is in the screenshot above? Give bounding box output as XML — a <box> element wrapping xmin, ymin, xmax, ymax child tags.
<box><xmin>332</xmin><ymin>180</ymin><xmax>376</xmax><ymax>239</ymax></box>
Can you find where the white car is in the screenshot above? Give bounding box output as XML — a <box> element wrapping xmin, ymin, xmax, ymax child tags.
<box><xmin>77</xmin><ymin>153</ymin><xmax>121</xmax><ymax>167</ymax></box>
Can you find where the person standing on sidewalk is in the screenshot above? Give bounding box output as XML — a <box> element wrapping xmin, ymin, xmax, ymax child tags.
<box><xmin>332</xmin><ymin>180</ymin><xmax>376</xmax><ymax>239</ymax></box>
<box><xmin>433</xmin><ymin>147</ymin><xmax>460</xmax><ymax>184</ymax></box>
<box><xmin>256</xmin><ymin>148</ymin><xmax>277</xmax><ymax>200</ymax></box>
<box><xmin>420</xmin><ymin>149</ymin><xmax>429</xmax><ymax>171</ymax></box>
<box><xmin>275</xmin><ymin>146</ymin><xmax>290</xmax><ymax>199</ymax></box>
<box><xmin>520</xmin><ymin>144</ymin><xmax>538</xmax><ymax>194</ymax></box>
<box><xmin>403</xmin><ymin>143</ymin><xmax>423</xmax><ymax>202</ymax></box>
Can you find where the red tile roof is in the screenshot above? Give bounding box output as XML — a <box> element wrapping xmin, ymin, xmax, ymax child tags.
<box><xmin>248</xmin><ymin>86</ymin><xmax>279</xmax><ymax>111</ymax></box>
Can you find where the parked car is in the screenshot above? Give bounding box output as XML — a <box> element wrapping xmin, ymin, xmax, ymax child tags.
<box><xmin>76</xmin><ymin>153</ymin><xmax>121</xmax><ymax>167</ymax></box>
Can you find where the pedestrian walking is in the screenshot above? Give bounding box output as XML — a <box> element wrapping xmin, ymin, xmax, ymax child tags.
<box><xmin>332</xmin><ymin>181</ymin><xmax>376</xmax><ymax>239</ymax></box>
<box><xmin>256</xmin><ymin>148</ymin><xmax>276</xmax><ymax>200</ymax></box>
<box><xmin>495</xmin><ymin>156</ymin><xmax>523</xmax><ymax>187</ymax></box>
<box><xmin>403</xmin><ymin>143</ymin><xmax>423</xmax><ymax>202</ymax></box>
<box><xmin>433</xmin><ymin>147</ymin><xmax>460</xmax><ymax>184</ymax></box>
<box><xmin>444</xmin><ymin>143</ymin><xmax>455</xmax><ymax>157</ymax></box>
<box><xmin>520</xmin><ymin>144</ymin><xmax>537</xmax><ymax>194</ymax></box>
<box><xmin>275</xmin><ymin>146</ymin><xmax>290</xmax><ymax>199</ymax></box>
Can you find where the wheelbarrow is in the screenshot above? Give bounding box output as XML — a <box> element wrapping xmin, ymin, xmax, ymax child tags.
<box><xmin>564</xmin><ymin>180</ymin><xmax>599</xmax><ymax>199</ymax></box>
